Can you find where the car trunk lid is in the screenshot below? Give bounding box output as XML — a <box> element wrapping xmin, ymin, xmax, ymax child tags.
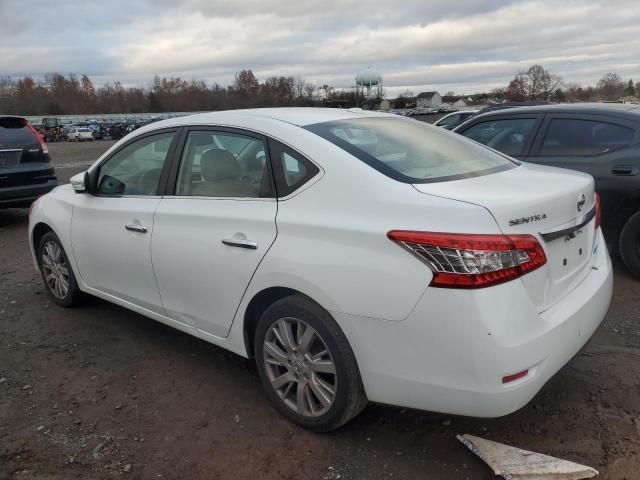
<box><xmin>413</xmin><ymin>163</ymin><xmax>598</xmax><ymax>312</ymax></box>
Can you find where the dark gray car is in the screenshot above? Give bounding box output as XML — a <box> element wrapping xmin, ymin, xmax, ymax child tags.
<box><xmin>0</xmin><ymin>116</ymin><xmax>57</xmax><ymax>208</ymax></box>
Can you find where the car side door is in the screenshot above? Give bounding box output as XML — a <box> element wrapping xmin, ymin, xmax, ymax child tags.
<box><xmin>150</xmin><ymin>127</ymin><xmax>278</xmax><ymax>338</ymax></box>
<box><xmin>70</xmin><ymin>129</ymin><xmax>179</xmax><ymax>313</ymax></box>
<box><xmin>526</xmin><ymin>114</ymin><xmax>640</xmax><ymax>233</ymax></box>
<box><xmin>454</xmin><ymin>114</ymin><xmax>543</xmax><ymax>160</ymax></box>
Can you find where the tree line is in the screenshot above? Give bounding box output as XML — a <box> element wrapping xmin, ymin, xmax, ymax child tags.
<box><xmin>496</xmin><ymin>65</ymin><xmax>639</xmax><ymax>103</ymax></box>
<box><xmin>0</xmin><ymin>70</ymin><xmax>374</xmax><ymax>116</ymax></box>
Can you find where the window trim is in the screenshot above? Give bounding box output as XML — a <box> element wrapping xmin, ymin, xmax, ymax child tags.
<box><xmin>89</xmin><ymin>127</ymin><xmax>181</xmax><ymax>198</ymax></box>
<box><xmin>164</xmin><ymin>126</ymin><xmax>276</xmax><ymax>200</ymax></box>
<box><xmin>456</xmin><ymin>114</ymin><xmax>543</xmax><ymax>159</ymax></box>
<box><xmin>532</xmin><ymin>114</ymin><xmax>638</xmax><ymax>158</ymax></box>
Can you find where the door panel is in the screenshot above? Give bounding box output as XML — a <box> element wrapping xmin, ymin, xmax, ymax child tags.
<box><xmin>71</xmin><ymin>196</ymin><xmax>163</xmax><ymax>312</ymax></box>
<box><xmin>151</xmin><ymin>128</ymin><xmax>277</xmax><ymax>337</ymax></box>
<box><xmin>151</xmin><ymin>198</ymin><xmax>277</xmax><ymax>337</ymax></box>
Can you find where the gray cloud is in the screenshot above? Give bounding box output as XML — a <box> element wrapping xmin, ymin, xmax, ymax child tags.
<box><xmin>1</xmin><ymin>0</ymin><xmax>639</xmax><ymax>96</ymax></box>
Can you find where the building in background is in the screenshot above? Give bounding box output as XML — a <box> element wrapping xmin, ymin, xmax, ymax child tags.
<box><xmin>416</xmin><ymin>91</ymin><xmax>442</xmax><ymax>109</ymax></box>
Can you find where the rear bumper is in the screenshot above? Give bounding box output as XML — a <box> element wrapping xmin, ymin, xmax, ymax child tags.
<box><xmin>0</xmin><ymin>179</ymin><xmax>58</xmax><ymax>208</ymax></box>
<box><xmin>335</xmin><ymin>228</ymin><xmax>612</xmax><ymax>417</ymax></box>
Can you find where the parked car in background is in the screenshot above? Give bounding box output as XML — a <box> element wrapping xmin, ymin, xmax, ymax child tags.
<box><xmin>29</xmin><ymin>108</ymin><xmax>611</xmax><ymax>431</ymax></box>
<box><xmin>67</xmin><ymin>127</ymin><xmax>95</xmax><ymax>142</ymax></box>
<box><xmin>454</xmin><ymin>103</ymin><xmax>640</xmax><ymax>277</ymax></box>
<box><xmin>433</xmin><ymin>110</ymin><xmax>480</xmax><ymax>130</ymax></box>
<box><xmin>0</xmin><ymin>116</ymin><xmax>57</xmax><ymax>208</ymax></box>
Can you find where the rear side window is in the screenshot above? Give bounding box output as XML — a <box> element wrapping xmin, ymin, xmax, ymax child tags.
<box><xmin>268</xmin><ymin>139</ymin><xmax>319</xmax><ymax>196</ymax></box>
<box><xmin>306</xmin><ymin>117</ymin><xmax>516</xmax><ymax>183</ymax></box>
<box><xmin>0</xmin><ymin>117</ymin><xmax>36</xmax><ymax>145</ymax></box>
<box><xmin>461</xmin><ymin>118</ymin><xmax>538</xmax><ymax>156</ymax></box>
<box><xmin>175</xmin><ymin>130</ymin><xmax>270</xmax><ymax>198</ymax></box>
<box><xmin>540</xmin><ymin>118</ymin><xmax>635</xmax><ymax>156</ymax></box>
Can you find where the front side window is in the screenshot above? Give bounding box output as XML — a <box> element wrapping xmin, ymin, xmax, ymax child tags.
<box><xmin>96</xmin><ymin>131</ymin><xmax>175</xmax><ymax>196</ymax></box>
<box><xmin>461</xmin><ymin>118</ymin><xmax>538</xmax><ymax>156</ymax></box>
<box><xmin>175</xmin><ymin>131</ymin><xmax>269</xmax><ymax>198</ymax></box>
<box><xmin>437</xmin><ymin>114</ymin><xmax>460</xmax><ymax>127</ymax></box>
<box><xmin>306</xmin><ymin>117</ymin><xmax>516</xmax><ymax>183</ymax></box>
<box><xmin>540</xmin><ymin>118</ymin><xmax>635</xmax><ymax>156</ymax></box>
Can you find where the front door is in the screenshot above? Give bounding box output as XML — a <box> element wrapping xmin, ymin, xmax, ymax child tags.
<box><xmin>71</xmin><ymin>130</ymin><xmax>178</xmax><ymax>313</ymax></box>
<box><xmin>151</xmin><ymin>128</ymin><xmax>278</xmax><ymax>337</ymax></box>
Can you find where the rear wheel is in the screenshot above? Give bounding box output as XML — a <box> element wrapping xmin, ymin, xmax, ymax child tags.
<box><xmin>38</xmin><ymin>232</ymin><xmax>82</xmax><ymax>307</ymax></box>
<box><xmin>620</xmin><ymin>211</ymin><xmax>640</xmax><ymax>279</ymax></box>
<box><xmin>255</xmin><ymin>295</ymin><xmax>367</xmax><ymax>431</ymax></box>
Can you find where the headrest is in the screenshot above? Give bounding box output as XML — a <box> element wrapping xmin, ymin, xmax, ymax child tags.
<box><xmin>200</xmin><ymin>149</ymin><xmax>241</xmax><ymax>181</ymax></box>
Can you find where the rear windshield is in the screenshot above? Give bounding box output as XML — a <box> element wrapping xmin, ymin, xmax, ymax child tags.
<box><xmin>305</xmin><ymin>117</ymin><xmax>517</xmax><ymax>183</ymax></box>
<box><xmin>78</xmin><ymin>128</ymin><xmax>92</xmax><ymax>133</ymax></box>
<box><xmin>0</xmin><ymin>117</ymin><xmax>35</xmax><ymax>144</ymax></box>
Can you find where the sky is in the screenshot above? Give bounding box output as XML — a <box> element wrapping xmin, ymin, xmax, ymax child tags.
<box><xmin>1</xmin><ymin>0</ymin><xmax>639</xmax><ymax>97</ymax></box>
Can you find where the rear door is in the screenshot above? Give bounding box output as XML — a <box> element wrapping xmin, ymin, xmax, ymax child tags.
<box><xmin>526</xmin><ymin>114</ymin><xmax>640</xmax><ymax>232</ymax></box>
<box><xmin>151</xmin><ymin>127</ymin><xmax>278</xmax><ymax>338</ymax></box>
<box><xmin>455</xmin><ymin>114</ymin><xmax>544</xmax><ymax>160</ymax></box>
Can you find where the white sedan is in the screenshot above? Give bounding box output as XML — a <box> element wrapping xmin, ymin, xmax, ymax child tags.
<box><xmin>28</xmin><ymin>108</ymin><xmax>612</xmax><ymax>431</ymax></box>
<box><xmin>67</xmin><ymin>127</ymin><xmax>95</xmax><ymax>142</ymax></box>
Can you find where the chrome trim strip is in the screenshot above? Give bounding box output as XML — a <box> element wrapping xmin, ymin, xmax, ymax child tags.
<box><xmin>539</xmin><ymin>205</ymin><xmax>596</xmax><ymax>242</ymax></box>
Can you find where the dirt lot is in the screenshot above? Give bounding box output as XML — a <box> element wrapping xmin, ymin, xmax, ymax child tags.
<box><xmin>1</xmin><ymin>140</ymin><xmax>640</xmax><ymax>480</ymax></box>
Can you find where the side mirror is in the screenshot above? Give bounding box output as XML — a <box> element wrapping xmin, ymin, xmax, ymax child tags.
<box><xmin>70</xmin><ymin>172</ymin><xmax>87</xmax><ymax>193</ymax></box>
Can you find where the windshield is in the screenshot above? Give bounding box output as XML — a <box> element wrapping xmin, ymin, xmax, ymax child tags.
<box><xmin>305</xmin><ymin>117</ymin><xmax>517</xmax><ymax>183</ymax></box>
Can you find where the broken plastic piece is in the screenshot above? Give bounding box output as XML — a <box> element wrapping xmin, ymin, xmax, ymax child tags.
<box><xmin>457</xmin><ymin>434</ymin><xmax>598</xmax><ymax>480</ymax></box>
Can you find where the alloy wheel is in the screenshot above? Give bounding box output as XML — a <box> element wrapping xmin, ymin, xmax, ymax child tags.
<box><xmin>41</xmin><ymin>241</ymin><xmax>70</xmax><ymax>299</ymax></box>
<box><xmin>263</xmin><ymin>317</ymin><xmax>337</xmax><ymax>417</ymax></box>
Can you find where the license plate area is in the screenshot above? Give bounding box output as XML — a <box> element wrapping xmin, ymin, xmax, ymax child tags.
<box><xmin>0</xmin><ymin>150</ymin><xmax>22</xmax><ymax>167</ymax></box>
<box><xmin>545</xmin><ymin>226</ymin><xmax>594</xmax><ymax>282</ymax></box>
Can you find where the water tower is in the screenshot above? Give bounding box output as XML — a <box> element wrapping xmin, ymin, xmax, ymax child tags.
<box><xmin>356</xmin><ymin>67</ymin><xmax>383</xmax><ymax>98</ymax></box>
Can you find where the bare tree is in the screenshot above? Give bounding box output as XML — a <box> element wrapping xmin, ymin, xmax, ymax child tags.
<box><xmin>597</xmin><ymin>73</ymin><xmax>625</xmax><ymax>101</ymax></box>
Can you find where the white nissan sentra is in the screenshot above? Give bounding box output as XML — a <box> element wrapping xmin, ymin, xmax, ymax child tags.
<box><xmin>29</xmin><ymin>108</ymin><xmax>613</xmax><ymax>431</ymax></box>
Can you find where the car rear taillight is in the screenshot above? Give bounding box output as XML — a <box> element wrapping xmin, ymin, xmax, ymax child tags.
<box><xmin>387</xmin><ymin>231</ymin><xmax>547</xmax><ymax>288</ymax></box>
<box><xmin>594</xmin><ymin>192</ymin><xmax>601</xmax><ymax>230</ymax></box>
<box><xmin>25</xmin><ymin>122</ymin><xmax>49</xmax><ymax>155</ymax></box>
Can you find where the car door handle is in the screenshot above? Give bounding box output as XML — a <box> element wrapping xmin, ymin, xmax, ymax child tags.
<box><xmin>125</xmin><ymin>224</ymin><xmax>148</xmax><ymax>233</ymax></box>
<box><xmin>612</xmin><ymin>165</ymin><xmax>635</xmax><ymax>175</ymax></box>
<box><xmin>222</xmin><ymin>238</ymin><xmax>258</xmax><ymax>250</ymax></box>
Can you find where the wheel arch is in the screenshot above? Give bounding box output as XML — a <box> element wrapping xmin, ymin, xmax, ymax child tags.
<box><xmin>31</xmin><ymin>222</ymin><xmax>55</xmax><ymax>269</ymax></box>
<box><xmin>243</xmin><ymin>287</ymin><xmax>299</xmax><ymax>358</ymax></box>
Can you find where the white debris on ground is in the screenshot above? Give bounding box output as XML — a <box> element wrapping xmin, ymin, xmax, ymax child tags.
<box><xmin>457</xmin><ymin>434</ymin><xmax>599</xmax><ymax>480</ymax></box>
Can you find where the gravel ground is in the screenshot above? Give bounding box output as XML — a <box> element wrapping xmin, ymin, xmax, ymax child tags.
<box><xmin>1</xmin><ymin>140</ymin><xmax>639</xmax><ymax>479</ymax></box>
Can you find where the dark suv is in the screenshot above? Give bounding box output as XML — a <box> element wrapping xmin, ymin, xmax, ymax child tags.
<box><xmin>0</xmin><ymin>116</ymin><xmax>57</xmax><ymax>208</ymax></box>
<box><xmin>454</xmin><ymin>103</ymin><xmax>640</xmax><ymax>277</ymax></box>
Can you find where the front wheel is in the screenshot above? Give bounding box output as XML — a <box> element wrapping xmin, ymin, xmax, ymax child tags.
<box><xmin>255</xmin><ymin>295</ymin><xmax>367</xmax><ymax>431</ymax></box>
<box><xmin>620</xmin><ymin>211</ymin><xmax>640</xmax><ymax>279</ymax></box>
<box><xmin>38</xmin><ymin>232</ymin><xmax>83</xmax><ymax>307</ymax></box>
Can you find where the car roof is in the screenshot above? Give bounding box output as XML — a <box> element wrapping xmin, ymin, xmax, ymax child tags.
<box><xmin>136</xmin><ymin>107</ymin><xmax>390</xmax><ymax>134</ymax></box>
<box><xmin>471</xmin><ymin>102</ymin><xmax>640</xmax><ymax>121</ymax></box>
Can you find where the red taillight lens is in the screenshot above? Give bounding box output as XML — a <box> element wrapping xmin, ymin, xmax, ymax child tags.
<box><xmin>387</xmin><ymin>231</ymin><xmax>547</xmax><ymax>289</ymax></box>
<box><xmin>25</xmin><ymin>121</ymin><xmax>48</xmax><ymax>154</ymax></box>
<box><xmin>594</xmin><ymin>192</ymin><xmax>601</xmax><ymax>230</ymax></box>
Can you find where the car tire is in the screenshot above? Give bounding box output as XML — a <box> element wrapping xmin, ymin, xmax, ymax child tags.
<box><xmin>255</xmin><ymin>294</ymin><xmax>367</xmax><ymax>432</ymax></box>
<box><xmin>620</xmin><ymin>211</ymin><xmax>640</xmax><ymax>279</ymax></box>
<box><xmin>38</xmin><ymin>231</ymin><xmax>83</xmax><ymax>307</ymax></box>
